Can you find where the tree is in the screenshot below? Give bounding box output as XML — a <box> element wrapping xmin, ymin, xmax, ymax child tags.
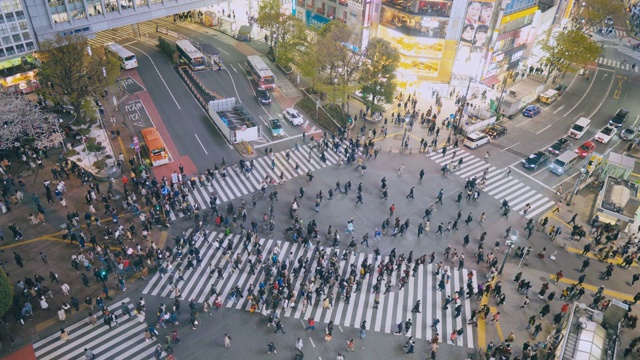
<box><xmin>581</xmin><ymin>0</ymin><xmax>624</xmax><ymax>27</ymax></box>
<box><xmin>358</xmin><ymin>38</ymin><xmax>400</xmax><ymax>114</ymax></box>
<box><xmin>0</xmin><ymin>92</ymin><xmax>64</xmax><ymax>150</ymax></box>
<box><xmin>314</xmin><ymin>22</ymin><xmax>363</xmax><ymax>107</ymax></box>
<box><xmin>538</xmin><ymin>28</ymin><xmax>601</xmax><ymax>81</ymax></box>
<box><xmin>272</xmin><ymin>15</ymin><xmax>308</xmax><ymax>69</ymax></box>
<box><xmin>37</xmin><ymin>34</ymin><xmax>120</xmax><ymax>123</ymax></box>
<box><xmin>0</xmin><ymin>269</ymin><xmax>13</xmax><ymax>319</ymax></box>
<box><xmin>256</xmin><ymin>0</ymin><xmax>283</xmax><ymax>47</ymax></box>
<box><xmin>297</xmin><ymin>32</ymin><xmax>323</xmax><ymax>91</ymax></box>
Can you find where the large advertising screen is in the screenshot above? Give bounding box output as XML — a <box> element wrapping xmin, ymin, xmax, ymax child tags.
<box><xmin>452</xmin><ymin>0</ymin><xmax>495</xmax><ymax>78</ymax></box>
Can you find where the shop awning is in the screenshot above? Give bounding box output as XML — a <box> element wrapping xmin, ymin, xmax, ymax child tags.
<box><xmin>482</xmin><ymin>76</ymin><xmax>502</xmax><ymax>87</ymax></box>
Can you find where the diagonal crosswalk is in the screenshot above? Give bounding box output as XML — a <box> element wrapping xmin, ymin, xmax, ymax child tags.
<box><xmin>596</xmin><ymin>57</ymin><xmax>639</xmax><ymax>72</ymax></box>
<box><xmin>428</xmin><ymin>149</ymin><xmax>555</xmax><ymax>219</ymax></box>
<box><xmin>32</xmin><ymin>298</ymin><xmax>162</xmax><ymax>360</ymax></box>
<box><xmin>170</xmin><ymin>144</ymin><xmax>342</xmax><ymax>220</ymax></box>
<box><xmin>141</xmin><ymin>231</ymin><xmax>479</xmax><ymax>348</ymax></box>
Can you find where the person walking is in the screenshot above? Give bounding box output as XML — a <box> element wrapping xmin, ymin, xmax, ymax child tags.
<box><xmin>266</xmin><ymin>342</ymin><xmax>277</xmax><ymax>355</ymax></box>
<box><xmin>296</xmin><ymin>338</ymin><xmax>304</xmax><ymax>351</ymax></box>
<box><xmin>61</xmin><ymin>283</ymin><xmax>71</xmax><ymax>296</ymax></box>
<box><xmin>581</xmin><ymin>258</ymin><xmax>590</xmax><ymax>273</ymax></box>
<box><xmin>224</xmin><ymin>333</ymin><xmax>231</xmax><ymax>348</ymax></box>
<box><xmin>274</xmin><ymin>320</ymin><xmax>286</xmax><ymax>334</ymax></box>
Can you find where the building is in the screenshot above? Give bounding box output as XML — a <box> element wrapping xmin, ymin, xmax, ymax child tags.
<box><xmin>0</xmin><ymin>0</ymin><xmax>228</xmax><ymax>61</ymax></box>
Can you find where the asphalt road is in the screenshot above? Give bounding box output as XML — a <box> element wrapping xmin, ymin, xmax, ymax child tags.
<box><xmin>124</xmin><ymin>40</ymin><xmax>241</xmax><ymax>170</ymax></box>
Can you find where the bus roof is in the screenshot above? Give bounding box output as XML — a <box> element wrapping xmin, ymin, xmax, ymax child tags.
<box><xmin>141</xmin><ymin>127</ymin><xmax>162</xmax><ymax>140</ymax></box>
<box><xmin>247</xmin><ymin>55</ymin><xmax>271</xmax><ymax>72</ymax></box>
<box><xmin>176</xmin><ymin>39</ymin><xmax>202</xmax><ymax>55</ymax></box>
<box><xmin>104</xmin><ymin>42</ymin><xmax>134</xmax><ymax>57</ymax></box>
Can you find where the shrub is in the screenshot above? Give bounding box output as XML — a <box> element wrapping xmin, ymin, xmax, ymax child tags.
<box><xmin>64</xmin><ymin>149</ymin><xmax>79</xmax><ymax>157</ymax></box>
<box><xmin>158</xmin><ymin>37</ymin><xmax>176</xmax><ymax>63</ymax></box>
<box><xmin>93</xmin><ymin>159</ymin><xmax>107</xmax><ymax>170</ymax></box>
<box><xmin>325</xmin><ymin>104</ymin><xmax>351</xmax><ymax>128</ymax></box>
<box><xmin>297</xmin><ymin>96</ymin><xmax>339</xmax><ymax>133</ymax></box>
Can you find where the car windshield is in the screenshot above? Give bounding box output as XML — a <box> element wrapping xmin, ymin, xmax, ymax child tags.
<box><xmin>572</xmin><ymin>125</ymin><xmax>584</xmax><ymax>132</ymax></box>
<box><xmin>602</xmin><ymin>128</ymin><xmax>614</xmax><ymax>135</ymax></box>
<box><xmin>624</xmin><ymin>129</ymin><xmax>634</xmax><ymax>134</ymax></box>
<box><xmin>290</xmin><ymin>112</ymin><xmax>300</xmax><ymax>119</ymax></box>
<box><xmin>525</xmin><ymin>156</ymin><xmax>539</xmax><ymax>164</ymax></box>
<box><xmin>271</xmin><ymin>120</ymin><xmax>281</xmax><ymax>128</ymax></box>
<box><xmin>580</xmin><ymin>145</ymin><xmax>589</xmax><ymax>151</ymax></box>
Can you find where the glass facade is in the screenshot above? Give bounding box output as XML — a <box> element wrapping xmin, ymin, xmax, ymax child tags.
<box><xmin>380</xmin><ymin>6</ymin><xmax>448</xmax><ymax>38</ymax></box>
<box><xmin>504</xmin><ymin>0</ymin><xmax>537</xmax><ymax>15</ymax></box>
<box><xmin>0</xmin><ymin>0</ymin><xmax>35</xmax><ymax>59</ymax></box>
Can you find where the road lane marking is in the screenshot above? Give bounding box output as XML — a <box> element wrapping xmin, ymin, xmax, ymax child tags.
<box><xmin>536</xmin><ymin>124</ymin><xmax>552</xmax><ymax>134</ymax></box>
<box><xmin>229</xmin><ymin>63</ymin><xmax>238</xmax><ymax>73</ymax></box>
<box><xmin>563</xmin><ymin>68</ymin><xmax>603</xmax><ymax>117</ymax></box>
<box><xmin>194</xmin><ymin>134</ymin><xmax>208</xmax><ymax>154</ymax></box>
<box><xmin>125</xmin><ymin>44</ymin><xmax>181</xmax><ymax>109</ymax></box>
<box><xmin>500</xmin><ymin>142</ymin><xmax>520</xmax><ymax>151</ymax></box>
<box><xmin>553</xmin><ymin>105</ymin><xmax>565</xmax><ymax>114</ymax></box>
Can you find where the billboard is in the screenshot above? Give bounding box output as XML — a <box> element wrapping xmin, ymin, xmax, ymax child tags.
<box><xmin>452</xmin><ymin>0</ymin><xmax>495</xmax><ymax>78</ymax></box>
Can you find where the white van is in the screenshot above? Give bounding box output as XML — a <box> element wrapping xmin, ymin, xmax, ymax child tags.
<box><xmin>464</xmin><ymin>132</ymin><xmax>490</xmax><ymax>149</ymax></box>
<box><xmin>549</xmin><ymin>151</ymin><xmax>580</xmax><ymax>175</ymax></box>
<box><xmin>568</xmin><ymin>117</ymin><xmax>591</xmax><ymax>139</ymax></box>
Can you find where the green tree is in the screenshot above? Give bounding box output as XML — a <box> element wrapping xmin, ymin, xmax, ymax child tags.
<box><xmin>37</xmin><ymin>34</ymin><xmax>120</xmax><ymax>123</ymax></box>
<box><xmin>315</xmin><ymin>21</ymin><xmax>363</xmax><ymax>107</ymax></box>
<box><xmin>272</xmin><ymin>15</ymin><xmax>308</xmax><ymax>69</ymax></box>
<box><xmin>581</xmin><ymin>0</ymin><xmax>624</xmax><ymax>27</ymax></box>
<box><xmin>358</xmin><ymin>38</ymin><xmax>400</xmax><ymax>114</ymax></box>
<box><xmin>0</xmin><ymin>269</ymin><xmax>13</xmax><ymax>319</ymax></box>
<box><xmin>297</xmin><ymin>32</ymin><xmax>323</xmax><ymax>91</ymax></box>
<box><xmin>539</xmin><ymin>28</ymin><xmax>601</xmax><ymax>81</ymax></box>
<box><xmin>256</xmin><ymin>0</ymin><xmax>282</xmax><ymax>47</ymax></box>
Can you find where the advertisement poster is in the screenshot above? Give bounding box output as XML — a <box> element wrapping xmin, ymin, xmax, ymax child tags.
<box><xmin>452</xmin><ymin>0</ymin><xmax>495</xmax><ymax>78</ymax></box>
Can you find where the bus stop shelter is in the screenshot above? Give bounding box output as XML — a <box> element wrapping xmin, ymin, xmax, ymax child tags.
<box><xmin>198</xmin><ymin>43</ymin><xmax>221</xmax><ymax>66</ymax></box>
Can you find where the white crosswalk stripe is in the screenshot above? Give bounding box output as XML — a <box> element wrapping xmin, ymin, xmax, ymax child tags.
<box><xmin>32</xmin><ymin>298</ymin><xmax>163</xmax><ymax>360</ymax></box>
<box><xmin>169</xmin><ymin>144</ymin><xmax>341</xmax><ymax>220</ymax></box>
<box><xmin>587</xmin><ymin>27</ymin><xmax>627</xmax><ymax>38</ymax></box>
<box><xmin>141</xmin><ymin>231</ymin><xmax>477</xmax><ymax>348</ymax></box>
<box><xmin>597</xmin><ymin>57</ymin><xmax>639</xmax><ymax>72</ymax></box>
<box><xmin>89</xmin><ymin>19</ymin><xmax>168</xmax><ymax>48</ymax></box>
<box><xmin>428</xmin><ymin>149</ymin><xmax>555</xmax><ymax>219</ymax></box>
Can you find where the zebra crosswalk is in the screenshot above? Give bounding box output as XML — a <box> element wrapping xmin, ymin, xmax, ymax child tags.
<box><xmin>141</xmin><ymin>231</ymin><xmax>478</xmax><ymax>348</ymax></box>
<box><xmin>89</xmin><ymin>19</ymin><xmax>167</xmax><ymax>47</ymax></box>
<box><xmin>587</xmin><ymin>27</ymin><xmax>627</xmax><ymax>38</ymax></box>
<box><xmin>428</xmin><ymin>149</ymin><xmax>555</xmax><ymax>219</ymax></box>
<box><xmin>170</xmin><ymin>144</ymin><xmax>342</xmax><ymax>220</ymax></box>
<box><xmin>32</xmin><ymin>298</ymin><xmax>161</xmax><ymax>360</ymax></box>
<box><xmin>597</xmin><ymin>57</ymin><xmax>639</xmax><ymax>72</ymax></box>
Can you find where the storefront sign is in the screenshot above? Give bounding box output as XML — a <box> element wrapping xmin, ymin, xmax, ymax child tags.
<box><xmin>452</xmin><ymin>0</ymin><xmax>496</xmax><ymax>78</ymax></box>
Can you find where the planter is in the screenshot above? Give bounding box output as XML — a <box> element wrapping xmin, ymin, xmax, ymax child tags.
<box><xmin>277</xmin><ymin>64</ymin><xmax>293</xmax><ymax>74</ymax></box>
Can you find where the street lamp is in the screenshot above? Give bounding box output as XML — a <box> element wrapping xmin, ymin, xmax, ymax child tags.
<box><xmin>498</xmin><ymin>229</ymin><xmax>518</xmax><ymax>275</ymax></box>
<box><xmin>567</xmin><ymin>166</ymin><xmax>587</xmax><ymax>206</ymax></box>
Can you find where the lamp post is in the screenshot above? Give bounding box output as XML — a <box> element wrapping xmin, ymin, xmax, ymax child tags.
<box><xmin>567</xmin><ymin>167</ymin><xmax>587</xmax><ymax>206</ymax></box>
<box><xmin>499</xmin><ymin>229</ymin><xmax>518</xmax><ymax>275</ymax></box>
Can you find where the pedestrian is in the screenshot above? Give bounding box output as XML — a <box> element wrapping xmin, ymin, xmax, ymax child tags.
<box><xmin>224</xmin><ymin>333</ymin><xmax>231</xmax><ymax>348</ymax></box>
<box><xmin>39</xmin><ymin>252</ymin><xmax>48</xmax><ymax>264</ymax></box>
<box><xmin>84</xmin><ymin>348</ymin><xmax>95</xmax><ymax>359</ymax></box>
<box><xmin>13</xmin><ymin>252</ymin><xmax>23</xmax><ymax>267</ymax></box>
<box><xmin>296</xmin><ymin>338</ymin><xmax>304</xmax><ymax>351</ymax></box>
<box><xmin>533</xmin><ymin>323</ymin><xmax>543</xmax><ymax>338</ymax></box>
<box><xmin>57</xmin><ymin>307</ymin><xmax>66</xmax><ymax>322</ymax></box>
<box><xmin>60</xmin><ymin>328</ymin><xmax>70</xmax><ymax>341</ymax></box>
<box><xmin>347</xmin><ymin>339</ymin><xmax>355</xmax><ymax>352</ymax></box>
<box><xmin>266</xmin><ymin>342</ymin><xmax>277</xmax><ymax>355</ymax></box>
<box><xmin>61</xmin><ymin>283</ymin><xmax>71</xmax><ymax>296</ymax></box>
<box><xmin>306</xmin><ymin>317</ymin><xmax>316</xmax><ymax>330</ymax></box>
<box><xmin>274</xmin><ymin>320</ymin><xmax>286</xmax><ymax>334</ymax></box>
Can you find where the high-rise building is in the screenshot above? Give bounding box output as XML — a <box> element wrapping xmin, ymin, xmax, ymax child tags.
<box><xmin>0</xmin><ymin>0</ymin><xmax>37</xmax><ymax>59</ymax></box>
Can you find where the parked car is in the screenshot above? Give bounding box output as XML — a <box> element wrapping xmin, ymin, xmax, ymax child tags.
<box><xmin>256</xmin><ymin>87</ymin><xmax>271</xmax><ymax>105</ymax></box>
<box><xmin>575</xmin><ymin>141</ymin><xmax>596</xmax><ymax>158</ymax></box>
<box><xmin>586</xmin><ymin>155</ymin><xmax>602</xmax><ymax>173</ymax></box>
<box><xmin>595</xmin><ymin>125</ymin><xmax>616</xmax><ymax>144</ymax></box>
<box><xmin>554</xmin><ymin>84</ymin><xmax>568</xmax><ymax>96</ymax></box>
<box><xmin>484</xmin><ymin>125</ymin><xmax>508</xmax><ymax>139</ymax></box>
<box><xmin>283</xmin><ymin>108</ymin><xmax>304</xmax><ymax>126</ymax></box>
<box><xmin>269</xmin><ymin>118</ymin><xmax>283</xmax><ymax>137</ymax></box>
<box><xmin>522</xmin><ymin>151</ymin><xmax>550</xmax><ymax>171</ymax></box>
<box><xmin>621</xmin><ymin>127</ymin><xmax>637</xmax><ymax>141</ymax></box>
<box><xmin>609</xmin><ymin>109</ymin><xmax>629</xmax><ymax>128</ymax></box>
<box><xmin>522</xmin><ymin>105</ymin><xmax>541</xmax><ymax>117</ymax></box>
<box><xmin>548</xmin><ymin>137</ymin><xmax>572</xmax><ymax>155</ymax></box>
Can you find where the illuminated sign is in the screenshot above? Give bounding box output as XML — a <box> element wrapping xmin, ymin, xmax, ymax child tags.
<box><xmin>452</xmin><ymin>0</ymin><xmax>496</xmax><ymax>78</ymax></box>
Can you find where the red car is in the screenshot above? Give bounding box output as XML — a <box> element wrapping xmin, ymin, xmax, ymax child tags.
<box><xmin>575</xmin><ymin>141</ymin><xmax>596</xmax><ymax>158</ymax></box>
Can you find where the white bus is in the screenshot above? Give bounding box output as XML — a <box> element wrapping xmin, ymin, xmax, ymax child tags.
<box><xmin>176</xmin><ymin>39</ymin><xmax>207</xmax><ymax>71</ymax></box>
<box><xmin>247</xmin><ymin>55</ymin><xmax>276</xmax><ymax>90</ymax></box>
<box><xmin>104</xmin><ymin>42</ymin><xmax>138</xmax><ymax>70</ymax></box>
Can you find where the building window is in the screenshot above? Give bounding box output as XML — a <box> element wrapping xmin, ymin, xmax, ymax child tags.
<box><xmin>1</xmin><ymin>35</ymin><xmax>10</xmax><ymax>44</ymax></box>
<box><xmin>15</xmin><ymin>10</ymin><xmax>24</xmax><ymax>20</ymax></box>
<box><xmin>149</xmin><ymin>0</ymin><xmax>162</xmax><ymax>5</ymax></box>
<box><xmin>68</xmin><ymin>0</ymin><xmax>86</xmax><ymax>19</ymax></box>
<box><xmin>4</xmin><ymin>12</ymin><xmax>14</xmax><ymax>22</ymax></box>
<box><xmin>379</xmin><ymin>6</ymin><xmax>448</xmax><ymax>38</ymax></box>
<box><xmin>136</xmin><ymin>0</ymin><xmax>147</xmax><ymax>7</ymax></box>
<box><xmin>5</xmin><ymin>45</ymin><xmax>15</xmax><ymax>55</ymax></box>
<box><xmin>0</xmin><ymin>48</ymin><xmax>5</xmax><ymax>57</ymax></box>
<box><xmin>0</xmin><ymin>0</ymin><xmax>21</xmax><ymax>12</ymax></box>
<box><xmin>0</xmin><ymin>14</ymin><xmax>4</xmax><ymax>24</ymax></box>
<box><xmin>21</xmin><ymin>31</ymin><xmax>30</xmax><ymax>40</ymax></box>
<box><xmin>11</xmin><ymin>33</ymin><xmax>20</xmax><ymax>42</ymax></box>
<box><xmin>25</xmin><ymin>41</ymin><xmax>34</xmax><ymax>51</ymax></box>
<box><xmin>51</xmin><ymin>11</ymin><xmax>69</xmax><ymax>23</ymax></box>
<box><xmin>104</xmin><ymin>0</ymin><xmax>117</xmax><ymax>13</ymax></box>
<box><xmin>0</xmin><ymin>25</ymin><xmax>6</xmax><ymax>35</ymax></box>
<box><xmin>8</xmin><ymin>22</ymin><xmax>17</xmax><ymax>32</ymax></box>
<box><xmin>14</xmin><ymin>42</ymin><xmax>23</xmax><ymax>53</ymax></box>
<box><xmin>18</xmin><ymin>20</ymin><xmax>26</xmax><ymax>30</ymax></box>
<box><xmin>87</xmin><ymin>0</ymin><xmax>104</xmax><ymax>16</ymax></box>
<box><xmin>504</xmin><ymin>0</ymin><xmax>537</xmax><ymax>15</ymax></box>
